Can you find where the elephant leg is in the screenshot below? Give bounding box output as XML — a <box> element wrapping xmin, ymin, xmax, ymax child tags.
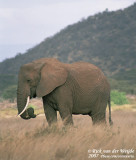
<box><xmin>90</xmin><ymin>94</ymin><xmax>107</xmax><ymax>125</ymax></box>
<box><xmin>58</xmin><ymin>105</ymin><xmax>73</xmax><ymax>126</ymax></box>
<box><xmin>43</xmin><ymin>102</ymin><xmax>57</xmax><ymax>126</ymax></box>
<box><xmin>90</xmin><ymin>112</ymin><xmax>106</xmax><ymax>125</ymax></box>
<box><xmin>55</xmin><ymin>87</ymin><xmax>73</xmax><ymax>126</ymax></box>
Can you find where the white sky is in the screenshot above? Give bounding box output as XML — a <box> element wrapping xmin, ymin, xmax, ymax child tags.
<box><xmin>0</xmin><ymin>0</ymin><xmax>136</xmax><ymax>61</ymax></box>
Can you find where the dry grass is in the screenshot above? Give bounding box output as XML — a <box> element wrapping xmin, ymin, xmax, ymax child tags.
<box><xmin>0</xmin><ymin>98</ymin><xmax>43</xmax><ymax>118</ymax></box>
<box><xmin>0</xmin><ymin>100</ymin><xmax>136</xmax><ymax>160</ymax></box>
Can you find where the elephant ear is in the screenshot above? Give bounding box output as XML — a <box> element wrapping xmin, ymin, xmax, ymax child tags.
<box><xmin>36</xmin><ymin>63</ymin><xmax>68</xmax><ymax>97</ymax></box>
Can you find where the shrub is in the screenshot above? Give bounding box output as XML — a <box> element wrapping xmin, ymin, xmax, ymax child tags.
<box><xmin>111</xmin><ymin>90</ymin><xmax>128</xmax><ymax>105</ymax></box>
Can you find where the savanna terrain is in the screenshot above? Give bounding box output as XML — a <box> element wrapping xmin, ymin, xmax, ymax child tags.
<box><xmin>0</xmin><ymin>97</ymin><xmax>136</xmax><ymax>160</ymax></box>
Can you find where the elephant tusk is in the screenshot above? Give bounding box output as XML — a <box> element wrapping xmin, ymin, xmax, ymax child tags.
<box><xmin>17</xmin><ymin>96</ymin><xmax>30</xmax><ymax>117</ymax></box>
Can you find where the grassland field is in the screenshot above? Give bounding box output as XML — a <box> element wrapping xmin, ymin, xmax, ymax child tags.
<box><xmin>0</xmin><ymin>97</ymin><xmax>136</xmax><ymax>160</ymax></box>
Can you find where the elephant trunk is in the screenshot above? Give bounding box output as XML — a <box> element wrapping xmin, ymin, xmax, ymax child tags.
<box><xmin>18</xmin><ymin>96</ymin><xmax>30</xmax><ymax>116</ymax></box>
<box><xmin>17</xmin><ymin>88</ymin><xmax>36</xmax><ymax>120</ymax></box>
<box><xmin>17</xmin><ymin>96</ymin><xmax>30</xmax><ymax>119</ymax></box>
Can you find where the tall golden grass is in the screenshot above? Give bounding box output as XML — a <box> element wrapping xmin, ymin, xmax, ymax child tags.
<box><xmin>0</xmin><ymin>100</ymin><xmax>136</xmax><ymax>160</ymax></box>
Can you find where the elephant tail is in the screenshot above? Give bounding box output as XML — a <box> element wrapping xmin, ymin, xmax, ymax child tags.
<box><xmin>108</xmin><ymin>95</ymin><xmax>113</xmax><ymax>126</ymax></box>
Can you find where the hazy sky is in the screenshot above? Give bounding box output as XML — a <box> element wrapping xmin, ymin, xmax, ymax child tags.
<box><xmin>0</xmin><ymin>0</ymin><xmax>136</xmax><ymax>62</ymax></box>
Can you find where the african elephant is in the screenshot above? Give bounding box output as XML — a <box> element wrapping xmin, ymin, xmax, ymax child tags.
<box><xmin>17</xmin><ymin>58</ymin><xmax>113</xmax><ymax>126</ymax></box>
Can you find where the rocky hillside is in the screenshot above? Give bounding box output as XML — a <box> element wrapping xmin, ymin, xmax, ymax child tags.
<box><xmin>0</xmin><ymin>3</ymin><xmax>136</xmax><ymax>96</ymax></box>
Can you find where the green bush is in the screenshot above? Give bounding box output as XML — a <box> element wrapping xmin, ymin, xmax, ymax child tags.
<box><xmin>28</xmin><ymin>104</ymin><xmax>37</xmax><ymax>109</ymax></box>
<box><xmin>2</xmin><ymin>85</ymin><xmax>17</xmax><ymax>102</ymax></box>
<box><xmin>111</xmin><ymin>90</ymin><xmax>128</xmax><ymax>105</ymax></box>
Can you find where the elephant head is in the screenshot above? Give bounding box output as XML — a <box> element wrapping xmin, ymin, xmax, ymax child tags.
<box><xmin>17</xmin><ymin>58</ymin><xmax>67</xmax><ymax>119</ymax></box>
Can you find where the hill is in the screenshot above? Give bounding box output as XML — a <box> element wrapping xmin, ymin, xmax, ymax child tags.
<box><xmin>0</xmin><ymin>3</ymin><xmax>136</xmax><ymax>98</ymax></box>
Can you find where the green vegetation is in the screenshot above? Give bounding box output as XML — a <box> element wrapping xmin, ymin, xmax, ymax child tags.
<box><xmin>111</xmin><ymin>90</ymin><xmax>128</xmax><ymax>105</ymax></box>
<box><xmin>28</xmin><ymin>104</ymin><xmax>37</xmax><ymax>110</ymax></box>
<box><xmin>2</xmin><ymin>85</ymin><xmax>17</xmax><ymax>102</ymax></box>
<box><xmin>110</xmin><ymin>69</ymin><xmax>136</xmax><ymax>94</ymax></box>
<box><xmin>0</xmin><ymin>75</ymin><xmax>17</xmax><ymax>95</ymax></box>
<box><xmin>0</xmin><ymin>3</ymin><xmax>136</xmax><ymax>99</ymax></box>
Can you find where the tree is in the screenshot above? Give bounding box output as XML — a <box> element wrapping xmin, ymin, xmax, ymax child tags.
<box><xmin>2</xmin><ymin>85</ymin><xmax>17</xmax><ymax>102</ymax></box>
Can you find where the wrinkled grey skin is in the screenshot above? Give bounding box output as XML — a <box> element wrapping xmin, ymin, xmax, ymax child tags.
<box><xmin>17</xmin><ymin>58</ymin><xmax>113</xmax><ymax>126</ymax></box>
